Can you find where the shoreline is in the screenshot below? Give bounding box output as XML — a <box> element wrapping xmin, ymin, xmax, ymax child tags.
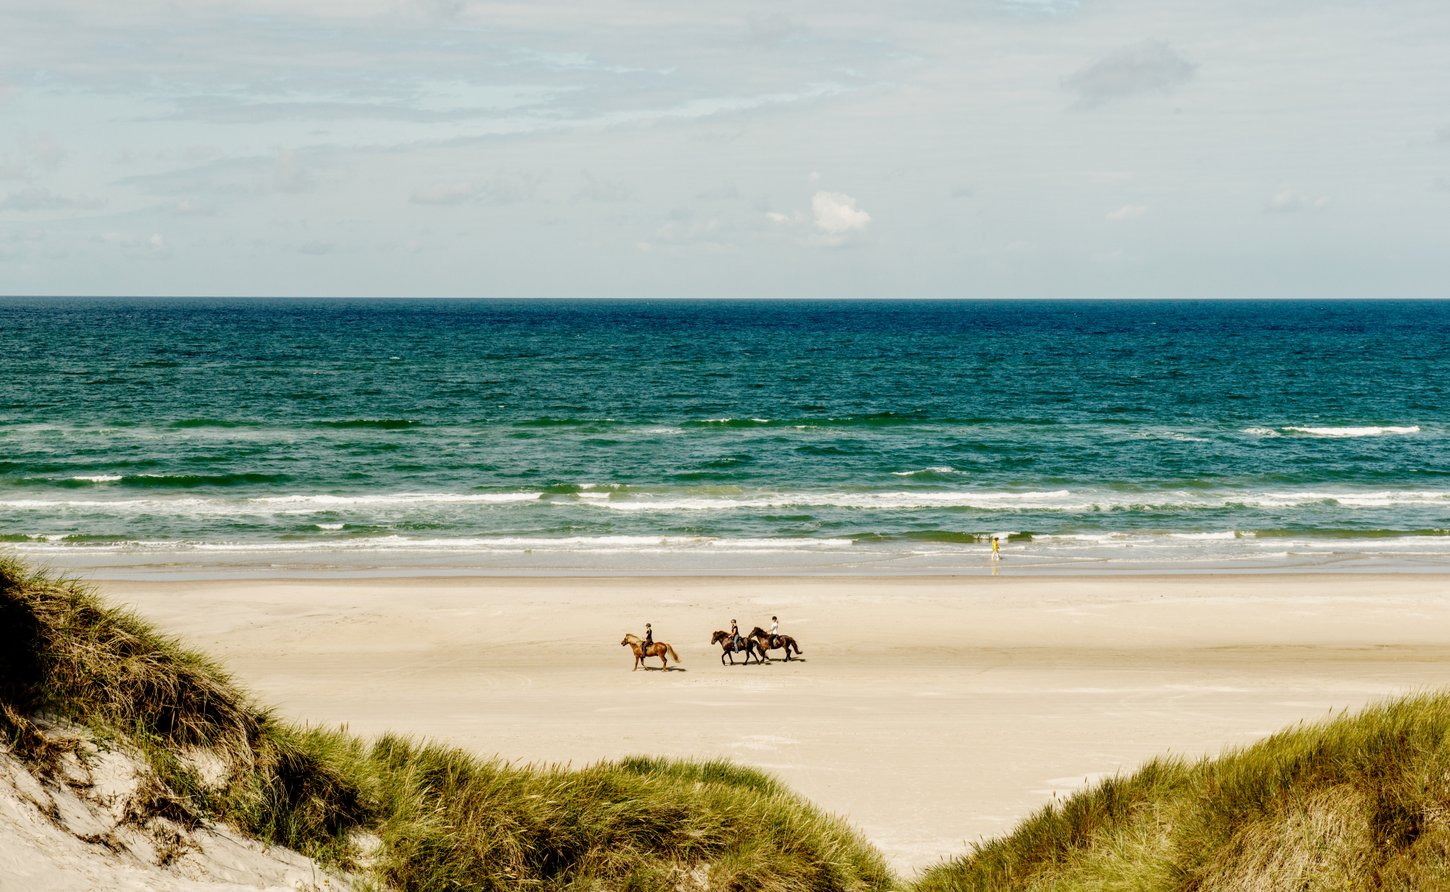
<box><xmin>16</xmin><ymin>542</ymin><xmax>1450</xmax><ymax>581</ymax></box>
<box><xmin>94</xmin><ymin>570</ymin><xmax>1450</xmax><ymax>875</ymax></box>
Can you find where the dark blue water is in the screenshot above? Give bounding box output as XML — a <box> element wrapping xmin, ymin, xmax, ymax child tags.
<box><xmin>2</xmin><ymin>298</ymin><xmax>1448</xmax><ymax>572</ymax></box>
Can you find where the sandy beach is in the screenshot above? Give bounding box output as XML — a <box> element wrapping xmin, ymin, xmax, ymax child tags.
<box><xmin>100</xmin><ymin>572</ymin><xmax>1450</xmax><ymax>877</ymax></box>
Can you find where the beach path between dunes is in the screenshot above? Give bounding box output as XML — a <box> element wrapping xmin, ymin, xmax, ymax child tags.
<box><xmin>102</xmin><ymin>573</ymin><xmax>1450</xmax><ymax>877</ymax></box>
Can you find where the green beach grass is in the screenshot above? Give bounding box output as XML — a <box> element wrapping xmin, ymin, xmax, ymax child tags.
<box><xmin>915</xmin><ymin>693</ymin><xmax>1450</xmax><ymax>891</ymax></box>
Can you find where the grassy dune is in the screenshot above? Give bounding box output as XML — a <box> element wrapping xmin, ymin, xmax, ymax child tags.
<box><xmin>0</xmin><ymin>557</ymin><xmax>893</xmax><ymax>891</ymax></box>
<box><xmin>917</xmin><ymin>694</ymin><xmax>1450</xmax><ymax>891</ymax></box>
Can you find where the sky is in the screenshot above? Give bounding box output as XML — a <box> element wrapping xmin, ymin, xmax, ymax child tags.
<box><xmin>1</xmin><ymin>0</ymin><xmax>1448</xmax><ymax>298</ymax></box>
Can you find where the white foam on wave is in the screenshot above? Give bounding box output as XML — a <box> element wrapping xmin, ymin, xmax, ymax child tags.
<box><xmin>253</xmin><ymin>492</ymin><xmax>542</xmax><ymax>508</ymax></box>
<box><xmin>1245</xmin><ymin>425</ymin><xmax>1422</xmax><ymax>439</ymax></box>
<box><xmin>8</xmin><ymin>534</ymin><xmax>860</xmax><ymax>555</ymax></box>
<box><xmin>891</xmin><ymin>467</ymin><xmax>958</xmax><ymax>477</ymax></box>
<box><xmin>69</xmin><ymin>475</ymin><xmax>123</xmax><ymax>483</ymax></box>
<box><xmin>589</xmin><ymin>490</ymin><xmax>1079</xmax><ymax>512</ymax></box>
<box><xmin>1129</xmin><ymin>429</ymin><xmax>1209</xmax><ymax>443</ymax></box>
<box><xmin>1283</xmin><ymin>425</ymin><xmax>1421</xmax><ymax>438</ymax></box>
<box><xmin>6</xmin><ymin>487</ymin><xmax>1450</xmax><ymax>516</ymax></box>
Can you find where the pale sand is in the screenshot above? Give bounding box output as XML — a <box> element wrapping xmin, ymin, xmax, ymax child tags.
<box><xmin>100</xmin><ymin>573</ymin><xmax>1450</xmax><ymax>877</ymax></box>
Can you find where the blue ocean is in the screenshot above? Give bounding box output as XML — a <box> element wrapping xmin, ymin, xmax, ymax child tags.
<box><xmin>2</xmin><ymin>298</ymin><xmax>1448</xmax><ymax>575</ymax></box>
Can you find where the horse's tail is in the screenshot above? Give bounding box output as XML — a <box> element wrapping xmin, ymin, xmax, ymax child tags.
<box><xmin>665</xmin><ymin>644</ymin><xmax>680</xmax><ymax>663</ymax></box>
<box><xmin>793</xmin><ymin>637</ymin><xmax>802</xmax><ymax>653</ymax></box>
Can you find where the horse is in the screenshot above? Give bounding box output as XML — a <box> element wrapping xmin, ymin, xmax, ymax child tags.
<box><xmin>749</xmin><ymin>626</ymin><xmax>803</xmax><ymax>661</ymax></box>
<box><xmin>710</xmin><ymin>629</ymin><xmax>767</xmax><ymax>666</ymax></box>
<box><xmin>621</xmin><ymin>633</ymin><xmax>681</xmax><ymax>671</ymax></box>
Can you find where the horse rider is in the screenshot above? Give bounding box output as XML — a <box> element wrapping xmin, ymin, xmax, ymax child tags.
<box><xmin>769</xmin><ymin>615</ymin><xmax>780</xmax><ymax>650</ymax></box>
<box><xmin>731</xmin><ymin>618</ymin><xmax>743</xmax><ymax>652</ymax></box>
<box><xmin>643</xmin><ymin>622</ymin><xmax>653</xmax><ymax>651</ymax></box>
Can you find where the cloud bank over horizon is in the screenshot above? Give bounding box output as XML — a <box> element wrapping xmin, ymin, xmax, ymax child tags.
<box><xmin>1</xmin><ymin>0</ymin><xmax>1447</xmax><ymax>297</ymax></box>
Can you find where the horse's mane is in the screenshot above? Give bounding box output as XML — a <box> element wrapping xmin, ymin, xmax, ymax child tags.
<box><xmin>622</xmin><ymin>633</ymin><xmax>641</xmax><ymax>643</ymax></box>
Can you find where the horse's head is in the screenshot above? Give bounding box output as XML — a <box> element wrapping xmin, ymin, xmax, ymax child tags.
<box><xmin>710</xmin><ymin>630</ymin><xmax>726</xmax><ymax>644</ymax></box>
<box><xmin>748</xmin><ymin>627</ymin><xmax>766</xmax><ymax>638</ymax></box>
<box><xmin>621</xmin><ymin>634</ymin><xmax>637</xmax><ymax>647</ymax></box>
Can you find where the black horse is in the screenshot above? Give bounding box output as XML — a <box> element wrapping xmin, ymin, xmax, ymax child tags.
<box><xmin>710</xmin><ymin>629</ymin><xmax>767</xmax><ymax>665</ymax></box>
<box><xmin>749</xmin><ymin>626</ymin><xmax>804</xmax><ymax>661</ymax></box>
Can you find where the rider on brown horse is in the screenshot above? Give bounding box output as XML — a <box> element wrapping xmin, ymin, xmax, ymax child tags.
<box><xmin>731</xmin><ymin>618</ymin><xmax>743</xmax><ymax>651</ymax></box>
<box><xmin>643</xmin><ymin>623</ymin><xmax>653</xmax><ymax>650</ymax></box>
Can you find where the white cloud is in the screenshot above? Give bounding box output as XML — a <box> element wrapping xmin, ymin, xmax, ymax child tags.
<box><xmin>100</xmin><ymin>231</ymin><xmax>169</xmax><ymax>257</ymax></box>
<box><xmin>1063</xmin><ymin>40</ymin><xmax>1196</xmax><ymax>108</ymax></box>
<box><xmin>766</xmin><ymin>188</ymin><xmax>873</xmax><ymax>247</ymax></box>
<box><xmin>1266</xmin><ymin>187</ymin><xmax>1330</xmax><ymax>214</ymax></box>
<box><xmin>638</xmin><ymin>211</ymin><xmax>735</xmax><ymax>254</ymax></box>
<box><xmin>1105</xmin><ymin>204</ymin><xmax>1147</xmax><ymax>222</ymax></box>
<box><xmin>811</xmin><ymin>190</ymin><xmax>871</xmax><ymax>235</ymax></box>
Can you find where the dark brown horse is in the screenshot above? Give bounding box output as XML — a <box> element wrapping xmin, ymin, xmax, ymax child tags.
<box><xmin>710</xmin><ymin>629</ymin><xmax>766</xmax><ymax>665</ymax></box>
<box><xmin>749</xmin><ymin>626</ymin><xmax>803</xmax><ymax>661</ymax></box>
<box><xmin>621</xmin><ymin>633</ymin><xmax>681</xmax><ymax>671</ymax></box>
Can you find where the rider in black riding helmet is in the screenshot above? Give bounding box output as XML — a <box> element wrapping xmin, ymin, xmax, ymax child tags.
<box><xmin>643</xmin><ymin>622</ymin><xmax>653</xmax><ymax>651</ymax></box>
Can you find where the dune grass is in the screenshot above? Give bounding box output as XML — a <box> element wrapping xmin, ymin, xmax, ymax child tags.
<box><xmin>915</xmin><ymin>692</ymin><xmax>1450</xmax><ymax>891</ymax></box>
<box><xmin>0</xmin><ymin>556</ymin><xmax>894</xmax><ymax>891</ymax></box>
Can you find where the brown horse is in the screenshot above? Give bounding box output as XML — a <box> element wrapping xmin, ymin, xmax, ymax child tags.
<box><xmin>749</xmin><ymin>626</ymin><xmax>803</xmax><ymax>661</ymax></box>
<box><xmin>621</xmin><ymin>633</ymin><xmax>681</xmax><ymax>671</ymax></box>
<box><xmin>710</xmin><ymin>629</ymin><xmax>767</xmax><ymax>665</ymax></box>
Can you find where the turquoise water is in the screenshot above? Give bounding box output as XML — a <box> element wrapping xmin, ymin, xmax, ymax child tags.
<box><xmin>2</xmin><ymin>298</ymin><xmax>1448</xmax><ymax>574</ymax></box>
